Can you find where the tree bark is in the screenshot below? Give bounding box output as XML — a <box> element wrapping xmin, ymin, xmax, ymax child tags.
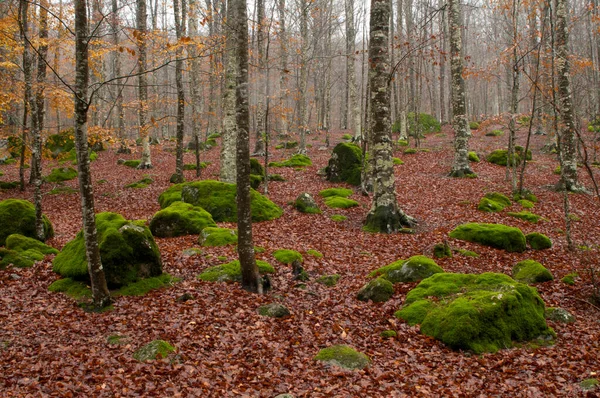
<box><xmin>297</xmin><ymin>0</ymin><xmax>309</xmax><ymax>154</ymax></box>
<box><xmin>171</xmin><ymin>0</ymin><xmax>186</xmax><ymax>183</ymax></box>
<box><xmin>189</xmin><ymin>0</ymin><xmax>203</xmax><ymax>176</ymax></box>
<box><xmin>252</xmin><ymin>0</ymin><xmax>266</xmax><ymax>156</ymax></box>
<box><xmin>137</xmin><ymin>0</ymin><xmax>152</xmax><ymax>168</ymax></box>
<box><xmin>277</xmin><ymin>0</ymin><xmax>289</xmax><ymax>135</ymax></box>
<box><xmin>111</xmin><ymin>0</ymin><xmax>125</xmax><ymax>142</ymax></box>
<box><xmin>221</xmin><ymin>0</ymin><xmax>237</xmax><ymax>183</ymax></box>
<box><xmin>346</xmin><ymin>0</ymin><xmax>361</xmax><ymax>141</ymax></box>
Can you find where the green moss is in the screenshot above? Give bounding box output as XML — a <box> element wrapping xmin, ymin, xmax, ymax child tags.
<box><xmin>269</xmin><ymin>154</ymin><xmax>312</xmax><ymax>168</ymax></box>
<box><xmin>580</xmin><ymin>379</ymin><xmax>599</xmax><ymax>391</ymax></box>
<box><xmin>217</xmin><ymin>256</ymin><xmax>228</xmax><ymax>262</ymax></box>
<box><xmin>518</xmin><ymin>199</ymin><xmax>534</xmax><ymax>209</ymax></box>
<box><xmin>52</xmin><ymin>212</ymin><xmax>162</xmax><ymax>287</ymax></box>
<box><xmin>380</xmin><ymin>330</ymin><xmax>397</xmax><ymax>338</ymax></box>
<box><xmin>45</xmin><ymin>129</ymin><xmax>75</xmax><ymax>157</ymax></box>
<box><xmin>0</xmin><ymin>248</ymin><xmax>42</xmax><ymax>268</ymax></box>
<box><xmin>0</xmin><ymin>181</ymin><xmax>18</xmax><ymax>189</ymax></box>
<box><xmin>468</xmin><ymin>151</ymin><xmax>480</xmax><ymax>162</ymax></box>
<box><xmin>485</xmin><ymin>129</ymin><xmax>504</xmax><ymax>137</ymax></box>
<box><xmin>133</xmin><ymin>340</ymin><xmax>176</xmax><ymax>361</ymax></box>
<box><xmin>395</xmin><ymin>272</ymin><xmax>554</xmax><ymax>353</ymax></box>
<box><xmin>159</xmin><ymin>180</ymin><xmax>282</xmax><ymax>222</ymax></box>
<box><xmin>314</xmin><ymin>345</ymin><xmax>370</xmax><ymax>370</ymax></box>
<box><xmin>326</xmin><ymin>143</ymin><xmax>362</xmax><ymax>186</ymax></box>
<box><xmin>268</xmin><ymin>174</ymin><xmax>285</xmax><ymax>182</ymax></box>
<box><xmin>198</xmin><ymin>259</ymin><xmax>275</xmax><ymax>282</ymax></box>
<box><xmin>512</xmin><ymin>260</ymin><xmax>553</xmax><ymax>283</ymax></box>
<box><xmin>257</xmin><ymin>303</ymin><xmax>290</xmax><ymax>318</ymax></box>
<box><xmin>487</xmin><ymin>148</ymin><xmax>532</xmax><ymax>166</ymax></box>
<box><xmin>150</xmin><ymin>202</ymin><xmax>216</xmax><ymax>237</ymax></box>
<box><xmin>254</xmin><ymin>246</ymin><xmax>265</xmax><ymax>253</ymax></box>
<box><xmin>316</xmin><ymin>274</ymin><xmax>340</xmax><ymax>287</ymax></box>
<box><xmin>306</xmin><ymin>249</ymin><xmax>323</xmax><ymax>258</ymax></box>
<box><xmin>183</xmin><ymin>162</ymin><xmax>209</xmax><ymax>170</ymax></box>
<box><xmin>44</xmin><ymin>167</ymin><xmax>77</xmax><ymax>183</ymax></box>
<box><xmin>330</xmin><ymin>215</ymin><xmax>347</xmax><ymax>222</ymax></box>
<box><xmin>433</xmin><ymin>243</ymin><xmax>452</xmax><ymax>258</ymax></box>
<box><xmin>397</xmin><ymin>139</ymin><xmax>408</xmax><ymax>146</ymax></box>
<box><xmin>48</xmin><ymin>278</ymin><xmax>92</xmax><ymax>299</ymax></box>
<box><xmin>3</xmin><ymin>158</ymin><xmax>17</xmax><ymax>165</ymax></box>
<box><xmin>513</xmin><ymin>191</ymin><xmax>538</xmax><ymax>203</ymax></box>
<box><xmin>49</xmin><ymin>186</ymin><xmax>77</xmax><ymax>195</ymax></box>
<box><xmin>469</xmin><ymin>121</ymin><xmax>480</xmax><ymax>130</ymax></box>
<box><xmin>526</xmin><ymin>232</ymin><xmax>552</xmax><ymax>250</ymax></box>
<box><xmin>115</xmin><ymin>274</ymin><xmax>179</xmax><ymax>296</ymax></box>
<box><xmin>545</xmin><ymin>307</ymin><xmax>575</xmax><ymax>323</ymax></box>
<box><xmin>478</xmin><ymin>192</ymin><xmax>511</xmax><ymax>213</ymax></box>
<box><xmin>6</xmin><ymin>234</ymin><xmax>57</xmax><ymax>255</ymax></box>
<box><xmin>125</xmin><ymin>176</ymin><xmax>153</xmax><ymax>189</ymax></box>
<box><xmin>273</xmin><ymin>249</ymin><xmax>303</xmax><ymax>264</ymax></box>
<box><xmin>404</xmin><ymin>148</ymin><xmax>417</xmax><ymax>154</ymax></box>
<box><xmin>507</xmin><ymin>211</ymin><xmax>542</xmax><ymax>223</ymax></box>
<box><xmin>182</xmin><ymin>247</ymin><xmax>202</xmax><ymax>257</ymax></box>
<box><xmin>449</xmin><ymin>223</ymin><xmax>526</xmax><ymax>253</ymax></box>
<box><xmin>294</xmin><ymin>193</ymin><xmax>321</xmax><ymax>214</ymax></box>
<box><xmin>199</xmin><ymin>227</ymin><xmax>237</xmax><ymax>246</ymax></box>
<box><xmin>323</xmin><ymin>196</ymin><xmax>359</xmax><ymax>209</ymax></box>
<box><xmin>369</xmin><ymin>255</ymin><xmax>444</xmax><ymax>283</ymax></box>
<box><xmin>122</xmin><ymin>159</ymin><xmax>141</xmax><ymax>168</ymax></box>
<box><xmin>405</xmin><ymin>112</ymin><xmax>441</xmax><ymax>135</ymax></box>
<box><xmin>393</xmin><ymin>157</ymin><xmax>404</xmax><ymax>165</ymax></box>
<box><xmin>0</xmin><ymin>199</ymin><xmax>53</xmax><ymax>245</ymax></box>
<box><xmin>319</xmin><ymin>187</ymin><xmax>353</xmax><ymax>198</ymax></box>
<box><xmin>456</xmin><ymin>249</ymin><xmax>479</xmax><ymax>257</ymax></box>
<box><xmin>357</xmin><ymin>277</ymin><xmax>394</xmax><ymax>302</ymax></box>
<box><xmin>207</xmin><ymin>132</ymin><xmax>221</xmax><ymax>139</ymax></box>
<box><xmin>561</xmin><ymin>272</ymin><xmax>578</xmax><ymax>285</ymax></box>
<box><xmin>107</xmin><ymin>334</ymin><xmax>129</xmax><ymax>345</ymax></box>
<box><xmin>342</xmin><ymin>133</ymin><xmax>353</xmax><ymax>140</ymax></box>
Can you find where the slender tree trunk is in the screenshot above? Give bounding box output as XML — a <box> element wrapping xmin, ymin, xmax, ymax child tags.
<box><xmin>252</xmin><ymin>0</ymin><xmax>266</xmax><ymax>156</ymax></box>
<box><xmin>74</xmin><ymin>0</ymin><xmax>111</xmax><ymax>308</ymax></box>
<box><xmin>171</xmin><ymin>0</ymin><xmax>186</xmax><ymax>183</ymax></box>
<box><xmin>297</xmin><ymin>0</ymin><xmax>309</xmax><ymax>154</ymax></box>
<box><xmin>234</xmin><ymin>0</ymin><xmax>261</xmax><ymax>293</ymax></box>
<box><xmin>206</xmin><ymin>0</ymin><xmax>216</xmax><ymax>135</ymax></box>
<box><xmin>506</xmin><ymin>0</ymin><xmax>520</xmax><ymax>189</ymax></box>
<box><xmin>277</xmin><ymin>0</ymin><xmax>289</xmax><ymax>135</ymax></box>
<box><xmin>137</xmin><ymin>0</ymin><xmax>152</xmax><ymax>168</ymax></box>
<box><xmin>189</xmin><ymin>0</ymin><xmax>203</xmax><ymax>176</ymax></box>
<box><xmin>346</xmin><ymin>0</ymin><xmax>361</xmax><ymax>141</ymax></box>
<box><xmin>364</xmin><ymin>0</ymin><xmax>414</xmax><ymax>233</ymax></box>
<box><xmin>448</xmin><ymin>0</ymin><xmax>473</xmax><ymax>177</ymax></box>
<box><xmin>19</xmin><ymin>0</ymin><xmax>31</xmax><ymax>192</ymax></box>
<box><xmin>111</xmin><ymin>0</ymin><xmax>125</xmax><ymax>142</ymax></box>
<box><xmin>439</xmin><ymin>0</ymin><xmax>447</xmax><ymax>123</ymax></box>
<box><xmin>221</xmin><ymin>0</ymin><xmax>237</xmax><ymax>183</ymax></box>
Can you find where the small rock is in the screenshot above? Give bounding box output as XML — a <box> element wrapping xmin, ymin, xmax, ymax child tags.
<box><xmin>257</xmin><ymin>303</ymin><xmax>290</xmax><ymax>318</ymax></box>
<box><xmin>545</xmin><ymin>307</ymin><xmax>575</xmax><ymax>323</ymax></box>
<box><xmin>9</xmin><ymin>274</ymin><xmax>20</xmax><ymax>280</ymax></box>
<box><xmin>176</xmin><ymin>293</ymin><xmax>194</xmax><ymax>302</ymax></box>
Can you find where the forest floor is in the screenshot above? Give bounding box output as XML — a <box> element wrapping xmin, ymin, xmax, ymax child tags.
<box><xmin>0</xmin><ymin>126</ymin><xmax>599</xmax><ymax>397</ymax></box>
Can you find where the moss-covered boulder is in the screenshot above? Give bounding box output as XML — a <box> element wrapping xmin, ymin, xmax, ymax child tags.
<box><xmin>314</xmin><ymin>345</ymin><xmax>370</xmax><ymax>370</ymax></box>
<box><xmin>43</xmin><ymin>167</ymin><xmax>78</xmax><ymax>183</ymax></box>
<box><xmin>133</xmin><ymin>340</ymin><xmax>176</xmax><ymax>362</ymax></box>
<box><xmin>526</xmin><ymin>232</ymin><xmax>552</xmax><ymax>250</ymax></box>
<box><xmin>150</xmin><ymin>202</ymin><xmax>216</xmax><ymax>237</ymax></box>
<box><xmin>158</xmin><ymin>180</ymin><xmax>282</xmax><ymax>222</ymax></box>
<box><xmin>0</xmin><ymin>199</ymin><xmax>54</xmax><ymax>246</ymax></box>
<box><xmin>6</xmin><ymin>234</ymin><xmax>58</xmax><ymax>255</ymax></box>
<box><xmin>468</xmin><ymin>151</ymin><xmax>480</xmax><ymax>162</ymax></box>
<box><xmin>512</xmin><ymin>260</ymin><xmax>553</xmax><ymax>283</ymax></box>
<box><xmin>477</xmin><ymin>192</ymin><xmax>511</xmax><ymax>213</ymax></box>
<box><xmin>319</xmin><ymin>187</ymin><xmax>353</xmax><ymax>198</ymax></box>
<box><xmin>269</xmin><ymin>154</ymin><xmax>312</xmax><ymax>168</ymax></box>
<box><xmin>433</xmin><ymin>242</ymin><xmax>452</xmax><ymax>258</ymax></box>
<box><xmin>323</xmin><ymin>196</ymin><xmax>359</xmax><ymax>209</ymax></box>
<box><xmin>52</xmin><ymin>212</ymin><xmax>162</xmax><ymax>287</ymax></box>
<box><xmin>45</xmin><ymin>129</ymin><xmax>75</xmax><ymax>158</ymax></box>
<box><xmin>449</xmin><ymin>223</ymin><xmax>526</xmax><ymax>253</ymax></box>
<box><xmin>257</xmin><ymin>303</ymin><xmax>290</xmax><ymax>318</ymax></box>
<box><xmin>316</xmin><ymin>274</ymin><xmax>340</xmax><ymax>287</ymax></box>
<box><xmin>487</xmin><ymin>147</ymin><xmax>532</xmax><ymax>166</ymax></box>
<box><xmin>507</xmin><ymin>211</ymin><xmax>542</xmax><ymax>223</ymax></box>
<box><xmin>294</xmin><ymin>193</ymin><xmax>321</xmax><ymax>214</ymax></box>
<box><xmin>125</xmin><ymin>176</ymin><xmax>153</xmax><ymax>189</ymax></box>
<box><xmin>0</xmin><ymin>248</ymin><xmax>44</xmax><ymax>268</ymax></box>
<box><xmin>545</xmin><ymin>307</ymin><xmax>575</xmax><ymax>323</ymax></box>
<box><xmin>199</xmin><ymin>227</ymin><xmax>237</xmax><ymax>247</ymax></box>
<box><xmin>395</xmin><ymin>272</ymin><xmax>554</xmax><ymax>353</ymax></box>
<box><xmin>198</xmin><ymin>260</ymin><xmax>275</xmax><ymax>282</ymax></box>
<box><xmin>357</xmin><ymin>277</ymin><xmax>394</xmax><ymax>302</ymax></box>
<box><xmin>273</xmin><ymin>249</ymin><xmax>303</xmax><ymax>264</ymax></box>
<box><xmin>369</xmin><ymin>255</ymin><xmax>444</xmax><ymax>283</ymax></box>
<box><xmin>326</xmin><ymin>143</ymin><xmax>362</xmax><ymax>186</ymax></box>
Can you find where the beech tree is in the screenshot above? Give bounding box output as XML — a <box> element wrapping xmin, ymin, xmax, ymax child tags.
<box><xmin>137</xmin><ymin>0</ymin><xmax>152</xmax><ymax>169</ymax></box>
<box><xmin>364</xmin><ymin>0</ymin><xmax>415</xmax><ymax>233</ymax></box>
<box><xmin>221</xmin><ymin>0</ymin><xmax>237</xmax><ymax>183</ymax></box>
<box><xmin>171</xmin><ymin>0</ymin><xmax>186</xmax><ymax>183</ymax></box>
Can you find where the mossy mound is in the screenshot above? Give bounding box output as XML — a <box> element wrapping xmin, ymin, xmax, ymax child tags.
<box><xmin>468</xmin><ymin>151</ymin><xmax>480</xmax><ymax>162</ymax></box>
<box><xmin>380</xmin><ymin>330</ymin><xmax>398</xmax><ymax>338</ymax></box>
<box><xmin>44</xmin><ymin>167</ymin><xmax>77</xmax><ymax>183</ymax></box>
<box><xmin>330</xmin><ymin>215</ymin><xmax>347</xmax><ymax>222</ymax></box>
<box><xmin>294</xmin><ymin>193</ymin><xmax>321</xmax><ymax>214</ymax></box>
<box><xmin>52</xmin><ymin>212</ymin><xmax>162</xmax><ymax>287</ymax></box>
<box><xmin>526</xmin><ymin>232</ymin><xmax>552</xmax><ymax>250</ymax></box>
<box><xmin>49</xmin><ymin>274</ymin><xmax>177</xmax><ymax>299</ymax></box>
<box><xmin>122</xmin><ymin>159</ymin><xmax>141</xmax><ymax>168</ymax></box>
<box><xmin>369</xmin><ymin>255</ymin><xmax>444</xmax><ymax>283</ymax></box>
<box><xmin>433</xmin><ymin>243</ymin><xmax>452</xmax><ymax>258</ymax></box>
<box><xmin>561</xmin><ymin>272</ymin><xmax>578</xmax><ymax>285</ymax></box>
<box><xmin>393</xmin><ymin>157</ymin><xmax>404</xmax><ymax>165</ymax></box>
<box><xmin>545</xmin><ymin>307</ymin><xmax>575</xmax><ymax>323</ymax></box>
<box><xmin>512</xmin><ymin>260</ymin><xmax>553</xmax><ymax>283</ymax></box>
<box><xmin>0</xmin><ymin>199</ymin><xmax>54</xmax><ymax>246</ymax></box>
<box><xmin>507</xmin><ymin>211</ymin><xmax>542</xmax><ymax>223</ymax></box>
<box><xmin>125</xmin><ymin>176</ymin><xmax>153</xmax><ymax>189</ymax></box>
<box><xmin>269</xmin><ymin>154</ymin><xmax>312</xmax><ymax>168</ymax></box>
<box><xmin>314</xmin><ymin>345</ymin><xmax>370</xmax><ymax>370</ymax></box>
<box><xmin>250</xmin><ymin>158</ymin><xmax>264</xmax><ymax>176</ymax></box>
<box><xmin>49</xmin><ymin>186</ymin><xmax>77</xmax><ymax>195</ymax></box>
<box><xmin>273</xmin><ymin>249</ymin><xmax>303</xmax><ymax>264</ymax></box>
<box><xmin>518</xmin><ymin>199</ymin><xmax>535</xmax><ymax>209</ymax></box>
<box><xmin>326</xmin><ymin>143</ymin><xmax>362</xmax><ymax>186</ymax></box>
<box><xmin>199</xmin><ymin>227</ymin><xmax>237</xmax><ymax>247</ymax></box>
<box><xmin>319</xmin><ymin>187</ymin><xmax>352</xmax><ymax>198</ymax></box>
<box><xmin>395</xmin><ymin>272</ymin><xmax>554</xmax><ymax>353</ymax></box>
<box><xmin>158</xmin><ymin>180</ymin><xmax>282</xmax><ymax>222</ymax></box>
<box><xmin>133</xmin><ymin>340</ymin><xmax>176</xmax><ymax>362</ymax></box>
<box><xmin>257</xmin><ymin>303</ymin><xmax>290</xmax><ymax>318</ymax></box>
<box><xmin>45</xmin><ymin>129</ymin><xmax>75</xmax><ymax>158</ymax></box>
<box><xmin>183</xmin><ymin>162</ymin><xmax>209</xmax><ymax>170</ymax></box>
<box><xmin>478</xmin><ymin>192</ymin><xmax>512</xmax><ymax>213</ymax></box>
<box><xmin>580</xmin><ymin>379</ymin><xmax>600</xmax><ymax>391</ymax></box>
<box><xmin>323</xmin><ymin>196</ymin><xmax>359</xmax><ymax>209</ymax></box>
<box><xmin>306</xmin><ymin>249</ymin><xmax>323</xmax><ymax>258</ymax></box>
<box><xmin>316</xmin><ymin>274</ymin><xmax>340</xmax><ymax>287</ymax></box>
<box><xmin>357</xmin><ymin>277</ymin><xmax>394</xmax><ymax>302</ymax></box>
<box><xmin>449</xmin><ymin>223</ymin><xmax>526</xmax><ymax>253</ymax></box>
<box><xmin>48</xmin><ymin>278</ymin><xmax>92</xmax><ymax>299</ymax></box>
<box><xmin>150</xmin><ymin>202</ymin><xmax>216</xmax><ymax>238</ymax></box>
<box><xmin>487</xmin><ymin>147</ymin><xmax>532</xmax><ymax>166</ymax></box>
<box><xmin>197</xmin><ymin>260</ymin><xmax>275</xmax><ymax>282</ymax></box>
<box><xmin>6</xmin><ymin>234</ymin><xmax>58</xmax><ymax>255</ymax></box>
<box><xmin>0</xmin><ymin>181</ymin><xmax>18</xmax><ymax>190</ymax></box>
<box><xmin>0</xmin><ymin>248</ymin><xmax>44</xmax><ymax>268</ymax></box>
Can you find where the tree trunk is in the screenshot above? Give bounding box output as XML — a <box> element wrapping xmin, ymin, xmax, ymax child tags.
<box><xmin>448</xmin><ymin>0</ymin><xmax>473</xmax><ymax>178</ymax></box>
<box><xmin>74</xmin><ymin>0</ymin><xmax>111</xmax><ymax>308</ymax></box>
<box><xmin>346</xmin><ymin>0</ymin><xmax>361</xmax><ymax>141</ymax></box>
<box><xmin>171</xmin><ymin>0</ymin><xmax>186</xmax><ymax>183</ymax></box>
<box><xmin>189</xmin><ymin>0</ymin><xmax>203</xmax><ymax>177</ymax></box>
<box><xmin>234</xmin><ymin>0</ymin><xmax>261</xmax><ymax>293</ymax></box>
<box><xmin>506</xmin><ymin>1</ymin><xmax>520</xmax><ymax>189</ymax></box>
<box><xmin>221</xmin><ymin>0</ymin><xmax>237</xmax><ymax>183</ymax></box>
<box><xmin>364</xmin><ymin>0</ymin><xmax>414</xmax><ymax>233</ymax></box>
<box><xmin>19</xmin><ymin>0</ymin><xmax>31</xmax><ymax>192</ymax></box>
<box><xmin>439</xmin><ymin>0</ymin><xmax>447</xmax><ymax>124</ymax></box>
<box><xmin>297</xmin><ymin>0</ymin><xmax>309</xmax><ymax>154</ymax></box>
<box><xmin>277</xmin><ymin>0</ymin><xmax>289</xmax><ymax>135</ymax></box>
<box><xmin>252</xmin><ymin>0</ymin><xmax>266</xmax><ymax>156</ymax></box>
<box><xmin>137</xmin><ymin>0</ymin><xmax>152</xmax><ymax>168</ymax></box>
<box><xmin>111</xmin><ymin>0</ymin><xmax>125</xmax><ymax>142</ymax></box>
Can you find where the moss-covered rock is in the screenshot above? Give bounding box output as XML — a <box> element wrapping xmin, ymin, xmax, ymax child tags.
<box><xmin>125</xmin><ymin>176</ymin><xmax>153</xmax><ymax>189</ymax></box>
<box><xmin>561</xmin><ymin>272</ymin><xmax>578</xmax><ymax>285</ymax></box>
<box><xmin>150</xmin><ymin>202</ymin><xmax>216</xmax><ymax>238</ymax></box>
<box><xmin>477</xmin><ymin>192</ymin><xmax>512</xmax><ymax>213</ymax></box>
<box><xmin>0</xmin><ymin>181</ymin><xmax>18</xmax><ymax>189</ymax></box>
<box><xmin>449</xmin><ymin>223</ymin><xmax>526</xmax><ymax>253</ymax></box>
<box><xmin>294</xmin><ymin>193</ymin><xmax>321</xmax><ymax>214</ymax></box>
<box><xmin>545</xmin><ymin>307</ymin><xmax>575</xmax><ymax>323</ymax></box>
<box><xmin>0</xmin><ymin>248</ymin><xmax>44</xmax><ymax>268</ymax></box>
<box><xmin>306</xmin><ymin>249</ymin><xmax>323</xmax><ymax>258</ymax></box>
<box><xmin>507</xmin><ymin>211</ymin><xmax>542</xmax><ymax>223</ymax></box>
<box><xmin>122</xmin><ymin>159</ymin><xmax>141</xmax><ymax>168</ymax></box>
<box><xmin>269</xmin><ymin>154</ymin><xmax>312</xmax><ymax>168</ymax></box>
<box><xmin>6</xmin><ymin>234</ymin><xmax>58</xmax><ymax>255</ymax></box>
<box><xmin>580</xmin><ymin>379</ymin><xmax>600</xmax><ymax>391</ymax></box>
<box><xmin>487</xmin><ymin>147</ymin><xmax>532</xmax><ymax>166</ymax></box>
<box><xmin>323</xmin><ymin>196</ymin><xmax>359</xmax><ymax>209</ymax></box>
<box><xmin>0</xmin><ymin>199</ymin><xmax>54</xmax><ymax>246</ymax></box>
<box><xmin>526</xmin><ymin>232</ymin><xmax>552</xmax><ymax>250</ymax></box>
<box><xmin>45</xmin><ymin>129</ymin><xmax>75</xmax><ymax>158</ymax></box>
<box><xmin>518</xmin><ymin>199</ymin><xmax>535</xmax><ymax>209</ymax></box>
<box><xmin>197</xmin><ymin>260</ymin><xmax>275</xmax><ymax>282</ymax></box>
<box><xmin>319</xmin><ymin>187</ymin><xmax>353</xmax><ymax>198</ymax></box>
<box><xmin>133</xmin><ymin>340</ymin><xmax>176</xmax><ymax>361</ymax></box>
<box><xmin>199</xmin><ymin>227</ymin><xmax>237</xmax><ymax>247</ymax></box>
<box><xmin>369</xmin><ymin>255</ymin><xmax>444</xmax><ymax>283</ymax></box>
<box><xmin>393</xmin><ymin>157</ymin><xmax>404</xmax><ymax>165</ymax></box>
<box><xmin>433</xmin><ymin>243</ymin><xmax>452</xmax><ymax>258</ymax></box>
<box><xmin>468</xmin><ymin>151</ymin><xmax>480</xmax><ymax>162</ymax></box>
<box><xmin>330</xmin><ymin>215</ymin><xmax>347</xmax><ymax>222</ymax></box>
<box><xmin>314</xmin><ymin>345</ymin><xmax>370</xmax><ymax>370</ymax></box>
<box><xmin>52</xmin><ymin>212</ymin><xmax>162</xmax><ymax>287</ymax></box>
<box><xmin>44</xmin><ymin>167</ymin><xmax>77</xmax><ymax>183</ymax></box>
<box><xmin>257</xmin><ymin>303</ymin><xmax>290</xmax><ymax>318</ymax></box>
<box><xmin>158</xmin><ymin>180</ymin><xmax>282</xmax><ymax>222</ymax></box>
<box><xmin>326</xmin><ymin>142</ymin><xmax>362</xmax><ymax>186</ymax></box>
<box><xmin>316</xmin><ymin>274</ymin><xmax>340</xmax><ymax>287</ymax></box>
<box><xmin>49</xmin><ymin>274</ymin><xmax>177</xmax><ymax>298</ymax></box>
<box><xmin>380</xmin><ymin>330</ymin><xmax>397</xmax><ymax>338</ymax></box>
<box><xmin>512</xmin><ymin>260</ymin><xmax>553</xmax><ymax>283</ymax></box>
<box><xmin>273</xmin><ymin>249</ymin><xmax>303</xmax><ymax>264</ymax></box>
<box><xmin>357</xmin><ymin>277</ymin><xmax>394</xmax><ymax>302</ymax></box>
<box><xmin>48</xmin><ymin>278</ymin><xmax>92</xmax><ymax>299</ymax></box>
<box><xmin>395</xmin><ymin>272</ymin><xmax>554</xmax><ymax>353</ymax></box>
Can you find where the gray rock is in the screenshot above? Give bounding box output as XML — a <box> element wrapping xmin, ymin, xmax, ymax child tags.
<box><xmin>257</xmin><ymin>303</ymin><xmax>290</xmax><ymax>318</ymax></box>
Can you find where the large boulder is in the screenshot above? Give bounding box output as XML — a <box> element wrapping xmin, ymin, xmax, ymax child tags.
<box><xmin>512</xmin><ymin>260</ymin><xmax>553</xmax><ymax>283</ymax></box>
<box><xmin>396</xmin><ymin>272</ymin><xmax>555</xmax><ymax>353</ymax></box>
<box><xmin>158</xmin><ymin>180</ymin><xmax>282</xmax><ymax>222</ymax></box>
<box><xmin>326</xmin><ymin>143</ymin><xmax>362</xmax><ymax>186</ymax></box>
<box><xmin>449</xmin><ymin>222</ymin><xmax>526</xmax><ymax>253</ymax></box>
<box><xmin>150</xmin><ymin>202</ymin><xmax>216</xmax><ymax>237</ymax></box>
<box><xmin>369</xmin><ymin>255</ymin><xmax>444</xmax><ymax>283</ymax></box>
<box><xmin>526</xmin><ymin>232</ymin><xmax>552</xmax><ymax>250</ymax></box>
<box><xmin>0</xmin><ymin>199</ymin><xmax>54</xmax><ymax>246</ymax></box>
<box><xmin>52</xmin><ymin>212</ymin><xmax>162</xmax><ymax>287</ymax></box>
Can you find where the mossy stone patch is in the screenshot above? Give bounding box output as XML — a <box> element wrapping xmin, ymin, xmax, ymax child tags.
<box><xmin>314</xmin><ymin>345</ymin><xmax>370</xmax><ymax>370</ymax></box>
<box><xmin>306</xmin><ymin>249</ymin><xmax>323</xmax><ymax>258</ymax></box>
<box><xmin>518</xmin><ymin>199</ymin><xmax>535</xmax><ymax>209</ymax></box>
<box><xmin>508</xmin><ymin>211</ymin><xmax>543</xmax><ymax>223</ymax></box>
<box><xmin>487</xmin><ymin>148</ymin><xmax>532</xmax><ymax>166</ymax></box>
<box><xmin>545</xmin><ymin>307</ymin><xmax>575</xmax><ymax>323</ymax></box>
<box><xmin>330</xmin><ymin>215</ymin><xmax>347</xmax><ymax>222</ymax></box>
<box><xmin>6</xmin><ymin>234</ymin><xmax>58</xmax><ymax>255</ymax></box>
<box><xmin>257</xmin><ymin>303</ymin><xmax>290</xmax><ymax>318</ymax></box>
<box><xmin>433</xmin><ymin>243</ymin><xmax>452</xmax><ymax>258</ymax></box>
<box><xmin>316</xmin><ymin>274</ymin><xmax>340</xmax><ymax>287</ymax></box>
<box><xmin>0</xmin><ymin>199</ymin><xmax>54</xmax><ymax>246</ymax></box>
<box><xmin>269</xmin><ymin>154</ymin><xmax>312</xmax><ymax>168</ymax></box>
<box><xmin>326</xmin><ymin>143</ymin><xmax>362</xmax><ymax>186</ymax></box>
<box><xmin>449</xmin><ymin>223</ymin><xmax>526</xmax><ymax>253</ymax></box>
<box><xmin>273</xmin><ymin>249</ymin><xmax>303</xmax><ymax>264</ymax></box>
<box><xmin>526</xmin><ymin>232</ymin><xmax>552</xmax><ymax>250</ymax></box>
<box><xmin>125</xmin><ymin>176</ymin><xmax>153</xmax><ymax>189</ymax></box>
<box><xmin>395</xmin><ymin>272</ymin><xmax>554</xmax><ymax>353</ymax></box>
<box><xmin>323</xmin><ymin>196</ymin><xmax>359</xmax><ymax>209</ymax></box>
<box><xmin>478</xmin><ymin>192</ymin><xmax>511</xmax><ymax>213</ymax></box>
<box><xmin>198</xmin><ymin>260</ymin><xmax>275</xmax><ymax>282</ymax></box>
<box><xmin>0</xmin><ymin>248</ymin><xmax>44</xmax><ymax>268</ymax></box>
<box><xmin>0</xmin><ymin>181</ymin><xmax>18</xmax><ymax>190</ymax></box>
<box><xmin>357</xmin><ymin>277</ymin><xmax>394</xmax><ymax>302</ymax></box>
<box><xmin>52</xmin><ymin>212</ymin><xmax>162</xmax><ymax>287</ymax></box>
<box><xmin>133</xmin><ymin>340</ymin><xmax>176</xmax><ymax>361</ymax></box>
<box><xmin>468</xmin><ymin>151</ymin><xmax>480</xmax><ymax>162</ymax></box>
<box><xmin>49</xmin><ymin>274</ymin><xmax>177</xmax><ymax>299</ymax></box>
<box><xmin>319</xmin><ymin>187</ymin><xmax>353</xmax><ymax>198</ymax></box>
<box><xmin>199</xmin><ymin>227</ymin><xmax>237</xmax><ymax>246</ymax></box>
<box><xmin>150</xmin><ymin>202</ymin><xmax>216</xmax><ymax>237</ymax></box>
<box><xmin>580</xmin><ymin>379</ymin><xmax>599</xmax><ymax>391</ymax></box>
<box><xmin>512</xmin><ymin>260</ymin><xmax>553</xmax><ymax>283</ymax></box>
<box><xmin>48</xmin><ymin>278</ymin><xmax>92</xmax><ymax>299</ymax></box>
<box><xmin>561</xmin><ymin>272</ymin><xmax>578</xmax><ymax>285</ymax></box>
<box><xmin>294</xmin><ymin>193</ymin><xmax>321</xmax><ymax>214</ymax></box>
<box><xmin>380</xmin><ymin>330</ymin><xmax>397</xmax><ymax>338</ymax></box>
<box><xmin>122</xmin><ymin>159</ymin><xmax>141</xmax><ymax>168</ymax></box>
<box><xmin>369</xmin><ymin>255</ymin><xmax>444</xmax><ymax>283</ymax></box>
